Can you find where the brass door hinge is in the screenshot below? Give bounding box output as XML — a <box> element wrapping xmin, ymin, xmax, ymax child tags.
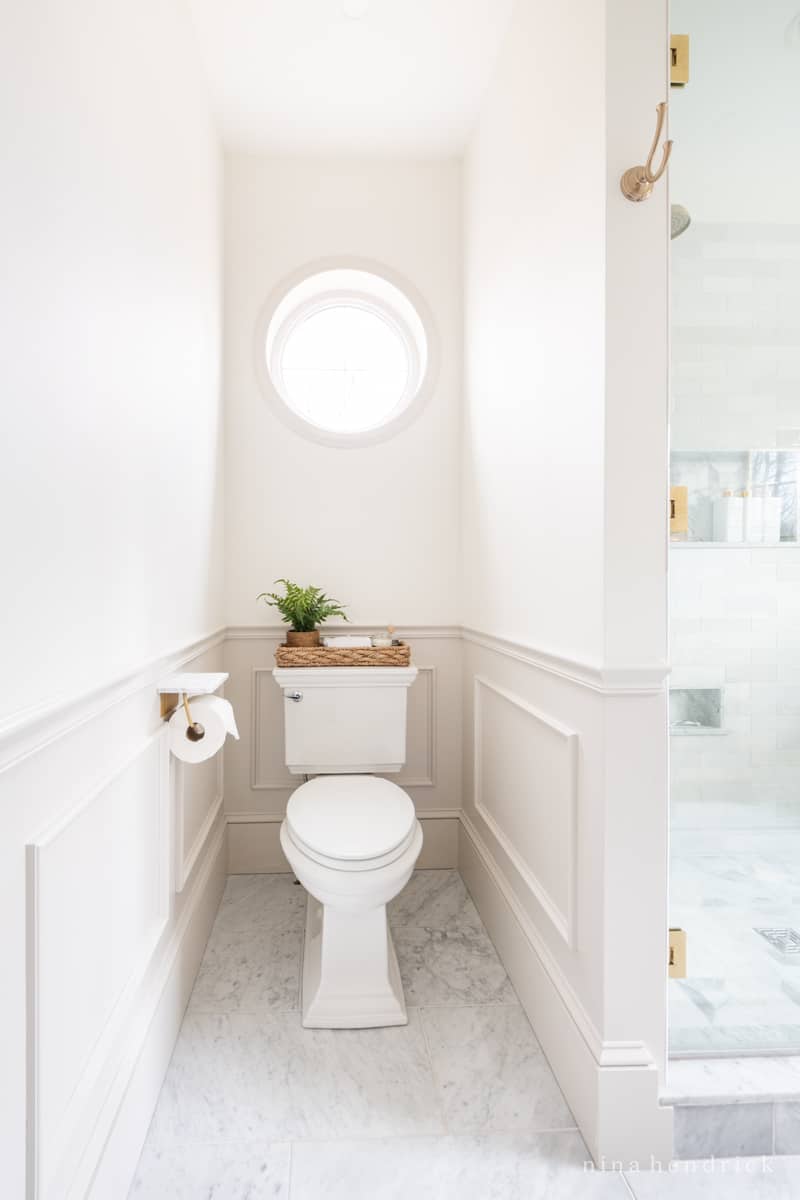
<box><xmin>669</xmin><ymin>928</ymin><xmax>687</xmax><ymax>978</ymax></box>
<box><xmin>671</xmin><ymin>35</ymin><xmax>689</xmax><ymax>86</ymax></box>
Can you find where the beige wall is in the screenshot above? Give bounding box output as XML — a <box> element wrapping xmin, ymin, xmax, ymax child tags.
<box><xmin>223</xmin><ymin>155</ymin><xmax>462</xmax><ymax>629</ymax></box>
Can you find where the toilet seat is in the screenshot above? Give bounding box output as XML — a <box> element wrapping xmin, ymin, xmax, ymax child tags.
<box><xmin>285</xmin><ymin>775</ymin><xmax>416</xmax><ymax>872</ymax></box>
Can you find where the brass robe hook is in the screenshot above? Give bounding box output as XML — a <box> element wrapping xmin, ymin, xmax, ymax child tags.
<box><xmin>620</xmin><ymin>102</ymin><xmax>673</xmax><ymax>202</ymax></box>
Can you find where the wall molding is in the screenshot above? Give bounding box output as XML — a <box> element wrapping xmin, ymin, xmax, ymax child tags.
<box><xmin>250</xmin><ymin>667</ymin><xmax>294</xmax><ymax>791</ymax></box>
<box><xmin>226</xmin><ymin>624</ymin><xmax>463</xmax><ymax>641</ymax></box>
<box><xmin>473</xmin><ymin>676</ymin><xmax>578</xmax><ymax>948</ymax></box>
<box><xmin>1</xmin><ymin>627</ymin><xmax>226</xmax><ymax>777</ymax></box>
<box><xmin>459</xmin><ymin>811</ymin><xmax>653</xmax><ymax>1071</ymax></box>
<box><xmin>26</xmin><ymin>731</ymin><xmax>171</xmax><ymax>1200</ymax></box>
<box><xmin>175</xmin><ymin>756</ymin><xmax>224</xmax><ymax>893</ymax></box>
<box><xmin>462</xmin><ymin>627</ymin><xmax>669</xmax><ymax>694</ymax></box>
<box><xmin>225</xmin><ymin>807</ymin><xmax>461</xmax><ymax>824</ymax></box>
<box><xmin>82</xmin><ymin>821</ymin><xmax>226</xmax><ymax>1200</ymax></box>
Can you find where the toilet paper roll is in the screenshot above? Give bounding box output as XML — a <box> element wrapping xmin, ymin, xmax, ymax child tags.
<box><xmin>168</xmin><ymin>695</ymin><xmax>240</xmax><ymax>764</ymax></box>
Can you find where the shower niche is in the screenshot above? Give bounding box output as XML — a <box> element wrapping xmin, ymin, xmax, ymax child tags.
<box><xmin>671</xmin><ymin>449</ymin><xmax>800</xmax><ymax>545</ymax></box>
<box><xmin>669</xmin><ymin>687</ymin><xmax>724</xmax><ymax>737</ymax></box>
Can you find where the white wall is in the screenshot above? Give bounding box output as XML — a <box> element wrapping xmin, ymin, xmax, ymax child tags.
<box><xmin>0</xmin><ymin>4</ymin><xmax>226</xmax><ymax>1196</ymax></box>
<box><xmin>0</xmin><ymin>0</ymin><xmax>225</xmax><ymax>728</ymax></box>
<box><xmin>461</xmin><ymin>6</ymin><xmax>606</xmax><ymax>661</ymax></box>
<box><xmin>460</xmin><ymin>0</ymin><xmax>672</xmax><ymax>1164</ymax></box>
<box><xmin>223</xmin><ymin>155</ymin><xmax>461</xmax><ymax>629</ymax></box>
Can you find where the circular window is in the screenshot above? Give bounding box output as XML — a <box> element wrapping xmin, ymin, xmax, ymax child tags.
<box><xmin>258</xmin><ymin>264</ymin><xmax>435</xmax><ymax>446</ymax></box>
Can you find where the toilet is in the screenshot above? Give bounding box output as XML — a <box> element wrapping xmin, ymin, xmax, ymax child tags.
<box><xmin>273</xmin><ymin>665</ymin><xmax>422</xmax><ymax>1028</ymax></box>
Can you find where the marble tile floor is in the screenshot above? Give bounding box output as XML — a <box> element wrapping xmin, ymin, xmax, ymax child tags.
<box><xmin>131</xmin><ymin>870</ymin><xmax>594</xmax><ymax>1198</ymax></box>
<box><xmin>130</xmin><ymin>869</ymin><xmax>800</xmax><ymax>1197</ymax></box>
<box><xmin>670</xmin><ymin>837</ymin><xmax>800</xmax><ymax>1055</ymax></box>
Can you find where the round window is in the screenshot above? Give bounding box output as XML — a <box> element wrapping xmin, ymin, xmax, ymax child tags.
<box><xmin>259</xmin><ymin>265</ymin><xmax>435</xmax><ymax>446</ymax></box>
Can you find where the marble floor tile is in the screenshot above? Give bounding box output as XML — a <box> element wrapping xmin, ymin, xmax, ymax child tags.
<box><xmin>188</xmin><ymin>926</ymin><xmax>303</xmax><ymax>1014</ymax></box>
<box><xmin>211</xmin><ymin>873</ymin><xmax>306</xmax><ymax>935</ymax></box>
<box><xmin>188</xmin><ymin>875</ymin><xmax>305</xmax><ymax>1014</ymax></box>
<box><xmin>673</xmin><ymin>1102</ymin><xmax>773</xmax><ymax>1159</ymax></box>
<box><xmin>421</xmin><ymin>1005</ymin><xmax>575</xmax><ymax>1134</ymax></box>
<box><xmin>147</xmin><ymin>1009</ymin><xmax>445</xmax><ymax>1145</ymax></box>
<box><xmin>290</xmin><ymin>1132</ymin><xmax>628</xmax><ymax>1200</ymax></box>
<box><xmin>625</xmin><ymin>1156</ymin><xmax>800</xmax><ymax>1198</ymax></box>
<box><xmin>128</xmin><ymin>1141</ymin><xmax>291</xmax><ymax>1199</ymax></box>
<box><xmin>389</xmin><ymin>870</ymin><xmax>516</xmax><ymax>1007</ymax></box>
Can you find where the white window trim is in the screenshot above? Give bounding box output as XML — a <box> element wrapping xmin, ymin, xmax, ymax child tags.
<box><xmin>254</xmin><ymin>257</ymin><xmax>440</xmax><ymax>448</ymax></box>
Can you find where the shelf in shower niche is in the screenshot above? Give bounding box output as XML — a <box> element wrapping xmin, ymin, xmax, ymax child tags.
<box><xmin>671</xmin><ymin>541</ymin><xmax>800</xmax><ymax>549</ymax></box>
<box><xmin>670</xmin><ymin>724</ymin><xmax>729</xmax><ymax>737</ymax></box>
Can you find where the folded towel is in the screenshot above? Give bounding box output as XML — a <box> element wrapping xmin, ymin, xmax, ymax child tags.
<box><xmin>323</xmin><ymin>636</ymin><xmax>372</xmax><ymax>648</ymax></box>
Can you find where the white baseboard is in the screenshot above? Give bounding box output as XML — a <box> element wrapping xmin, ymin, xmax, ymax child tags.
<box><xmin>84</xmin><ymin>821</ymin><xmax>227</xmax><ymax>1200</ymax></box>
<box><xmin>227</xmin><ymin>814</ymin><xmax>459</xmax><ymax>874</ymax></box>
<box><xmin>458</xmin><ymin>820</ymin><xmax>673</xmax><ymax>1166</ymax></box>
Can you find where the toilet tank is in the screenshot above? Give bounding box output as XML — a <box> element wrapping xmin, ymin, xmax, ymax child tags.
<box><xmin>273</xmin><ymin>666</ymin><xmax>418</xmax><ymax>775</ymax></box>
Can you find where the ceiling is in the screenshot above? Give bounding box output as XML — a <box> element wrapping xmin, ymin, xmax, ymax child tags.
<box><xmin>185</xmin><ymin>0</ymin><xmax>516</xmax><ymax>155</ymax></box>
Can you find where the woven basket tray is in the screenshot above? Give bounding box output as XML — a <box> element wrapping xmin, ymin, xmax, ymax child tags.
<box><xmin>274</xmin><ymin>642</ymin><xmax>411</xmax><ymax>668</ymax></box>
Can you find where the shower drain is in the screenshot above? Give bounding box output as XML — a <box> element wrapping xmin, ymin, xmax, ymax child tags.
<box><xmin>754</xmin><ymin>927</ymin><xmax>800</xmax><ymax>955</ymax></box>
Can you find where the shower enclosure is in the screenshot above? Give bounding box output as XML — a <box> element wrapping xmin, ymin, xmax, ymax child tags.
<box><xmin>668</xmin><ymin>1</ymin><xmax>800</xmax><ymax>1055</ymax></box>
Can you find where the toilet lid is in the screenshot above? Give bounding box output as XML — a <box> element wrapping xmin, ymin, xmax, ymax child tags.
<box><xmin>286</xmin><ymin>775</ymin><xmax>415</xmax><ymax>863</ymax></box>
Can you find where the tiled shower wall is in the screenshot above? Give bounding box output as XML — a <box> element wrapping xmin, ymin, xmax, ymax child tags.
<box><xmin>671</xmin><ymin>222</ymin><xmax>800</xmax><ymax>833</ymax></box>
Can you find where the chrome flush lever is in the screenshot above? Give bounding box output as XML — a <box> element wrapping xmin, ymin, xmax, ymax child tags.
<box><xmin>285</xmin><ymin>691</ymin><xmax>303</xmax><ymax>703</ymax></box>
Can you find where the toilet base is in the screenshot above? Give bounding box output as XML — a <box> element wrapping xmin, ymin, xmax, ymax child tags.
<box><xmin>300</xmin><ymin>896</ymin><xmax>407</xmax><ymax>1029</ymax></box>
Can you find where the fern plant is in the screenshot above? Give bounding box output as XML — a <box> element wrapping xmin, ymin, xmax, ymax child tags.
<box><xmin>257</xmin><ymin>579</ymin><xmax>349</xmax><ymax>631</ymax></box>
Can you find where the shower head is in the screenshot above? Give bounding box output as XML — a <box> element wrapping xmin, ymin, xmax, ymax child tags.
<box><xmin>671</xmin><ymin>204</ymin><xmax>691</xmax><ymax>239</ymax></box>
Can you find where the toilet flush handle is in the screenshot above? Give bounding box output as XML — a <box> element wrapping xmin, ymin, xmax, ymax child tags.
<box><xmin>285</xmin><ymin>691</ymin><xmax>303</xmax><ymax>703</ymax></box>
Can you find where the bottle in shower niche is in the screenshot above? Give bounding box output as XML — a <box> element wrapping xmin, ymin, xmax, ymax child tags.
<box><xmin>762</xmin><ymin>492</ymin><xmax>783</xmax><ymax>544</ymax></box>
<box><xmin>712</xmin><ymin>490</ymin><xmax>745</xmax><ymax>543</ymax></box>
<box><xmin>742</xmin><ymin>489</ymin><xmax>764</xmax><ymax>543</ymax></box>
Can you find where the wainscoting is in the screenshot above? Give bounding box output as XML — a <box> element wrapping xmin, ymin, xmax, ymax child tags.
<box><xmin>460</xmin><ymin>630</ymin><xmax>673</xmax><ymax>1166</ymax></box>
<box><xmin>222</xmin><ymin>627</ymin><xmax>463</xmax><ymax>873</ymax></box>
<box><xmin>0</xmin><ymin>631</ymin><xmax>227</xmax><ymax>1200</ymax></box>
<box><xmin>1</xmin><ymin>622</ymin><xmax>674</xmax><ymax>1196</ymax></box>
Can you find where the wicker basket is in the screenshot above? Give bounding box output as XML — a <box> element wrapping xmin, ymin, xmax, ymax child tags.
<box><xmin>274</xmin><ymin>642</ymin><xmax>411</xmax><ymax>668</ymax></box>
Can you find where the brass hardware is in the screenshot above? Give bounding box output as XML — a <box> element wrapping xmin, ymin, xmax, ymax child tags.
<box><xmin>182</xmin><ymin>693</ymin><xmax>205</xmax><ymax>742</ymax></box>
<box><xmin>620</xmin><ymin>103</ymin><xmax>673</xmax><ymax>202</ymax></box>
<box><xmin>669</xmin><ymin>928</ymin><xmax>687</xmax><ymax>978</ymax></box>
<box><xmin>670</xmin><ymin>486</ymin><xmax>688</xmax><ymax>534</ymax></box>
<box><xmin>670</xmin><ymin>35</ymin><xmax>689</xmax><ymax>86</ymax></box>
<box><xmin>160</xmin><ymin>690</ymin><xmax>205</xmax><ymax>741</ymax></box>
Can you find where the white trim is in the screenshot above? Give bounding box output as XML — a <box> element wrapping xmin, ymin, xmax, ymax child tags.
<box><xmin>174</xmin><ymin>755</ymin><xmax>225</xmax><ymax>893</ymax></box>
<box><xmin>250</xmin><ymin>667</ymin><xmax>295</xmax><ymax>792</ymax></box>
<box><xmin>0</xmin><ymin>627</ymin><xmax>226</xmax><ymax>776</ymax></box>
<box><xmin>462</xmin><ymin>627</ymin><xmax>670</xmax><ymax>694</ymax></box>
<box><xmin>458</xmin><ymin>816</ymin><xmax>672</xmax><ymax>1165</ymax></box>
<box><xmin>26</xmin><ymin>732</ymin><xmax>171</xmax><ymax>1200</ymax></box>
<box><xmin>224</xmin><ymin>807</ymin><xmax>461</xmax><ymax>824</ymax></box>
<box><xmin>228</xmin><ymin>624</ymin><xmax>669</xmax><ymax>692</ymax></box>
<box><xmin>460</xmin><ymin>812</ymin><xmax>652</xmax><ymax>1071</ymax></box>
<box><xmin>473</xmin><ymin>677</ymin><xmax>578</xmax><ymax>948</ymax></box>
<box><xmin>81</xmin><ymin>822</ymin><xmax>226</xmax><ymax>1200</ymax></box>
<box><xmin>253</xmin><ymin>256</ymin><xmax>440</xmax><ymax>449</ymax></box>
<box><xmin>226</xmin><ymin>624</ymin><xmax>463</xmax><ymax>641</ymax></box>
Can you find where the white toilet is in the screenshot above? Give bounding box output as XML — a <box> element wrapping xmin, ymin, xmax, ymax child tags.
<box><xmin>273</xmin><ymin>666</ymin><xmax>422</xmax><ymax>1028</ymax></box>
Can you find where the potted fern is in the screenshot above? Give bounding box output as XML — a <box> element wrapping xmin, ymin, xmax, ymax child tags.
<box><xmin>257</xmin><ymin>579</ymin><xmax>349</xmax><ymax>646</ymax></box>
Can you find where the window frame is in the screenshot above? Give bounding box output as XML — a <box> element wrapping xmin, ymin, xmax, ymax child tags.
<box><xmin>254</xmin><ymin>258</ymin><xmax>439</xmax><ymax>448</ymax></box>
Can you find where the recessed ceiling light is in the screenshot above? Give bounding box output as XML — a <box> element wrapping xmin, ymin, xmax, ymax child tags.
<box><xmin>342</xmin><ymin>0</ymin><xmax>370</xmax><ymax>18</ymax></box>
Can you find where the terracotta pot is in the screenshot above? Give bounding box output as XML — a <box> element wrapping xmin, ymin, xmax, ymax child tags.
<box><xmin>286</xmin><ymin>629</ymin><xmax>321</xmax><ymax>647</ymax></box>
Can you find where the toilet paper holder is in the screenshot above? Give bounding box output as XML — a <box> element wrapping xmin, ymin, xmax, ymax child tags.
<box><xmin>158</xmin><ymin>672</ymin><xmax>230</xmax><ymax>721</ymax></box>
